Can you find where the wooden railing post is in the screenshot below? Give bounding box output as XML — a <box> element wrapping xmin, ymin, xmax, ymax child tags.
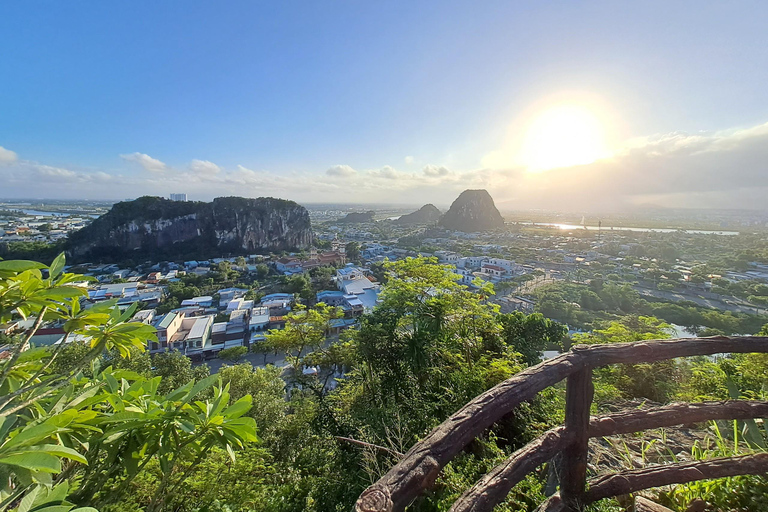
<box><xmin>560</xmin><ymin>367</ymin><xmax>594</xmax><ymax>511</ymax></box>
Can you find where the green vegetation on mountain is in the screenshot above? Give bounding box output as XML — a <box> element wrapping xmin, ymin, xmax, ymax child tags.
<box><xmin>66</xmin><ymin>196</ymin><xmax>312</xmax><ymax>262</ymax></box>
<box><xmin>439</xmin><ymin>189</ymin><xmax>505</xmax><ymax>232</ymax></box>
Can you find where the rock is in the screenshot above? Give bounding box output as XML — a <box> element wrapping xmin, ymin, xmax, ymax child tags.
<box><xmin>635</xmin><ymin>496</ymin><xmax>675</xmax><ymax>512</ymax></box>
<box><xmin>337</xmin><ymin>211</ymin><xmax>376</xmax><ymax>223</ymax></box>
<box><xmin>438</xmin><ymin>189</ymin><xmax>505</xmax><ymax>232</ymax></box>
<box><xmin>684</xmin><ymin>499</ymin><xmax>708</xmax><ymax>512</ymax></box>
<box><xmin>394</xmin><ymin>204</ymin><xmax>441</xmax><ymax>226</ymax></box>
<box><xmin>67</xmin><ymin>196</ymin><xmax>312</xmax><ymax>261</ymax></box>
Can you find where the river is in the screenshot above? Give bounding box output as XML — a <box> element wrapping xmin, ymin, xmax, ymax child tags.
<box><xmin>519</xmin><ymin>222</ymin><xmax>739</xmax><ymax>236</ymax></box>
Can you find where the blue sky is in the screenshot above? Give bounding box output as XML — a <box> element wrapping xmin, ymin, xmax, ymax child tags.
<box><xmin>2</xmin><ymin>1</ymin><xmax>768</xmax><ymax>210</ymax></box>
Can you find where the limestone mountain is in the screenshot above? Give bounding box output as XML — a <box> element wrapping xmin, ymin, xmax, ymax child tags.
<box><xmin>337</xmin><ymin>211</ymin><xmax>376</xmax><ymax>223</ymax></box>
<box><xmin>394</xmin><ymin>204</ymin><xmax>442</xmax><ymax>226</ymax></box>
<box><xmin>438</xmin><ymin>189</ymin><xmax>505</xmax><ymax>232</ymax></box>
<box><xmin>67</xmin><ymin>196</ymin><xmax>312</xmax><ymax>261</ymax></box>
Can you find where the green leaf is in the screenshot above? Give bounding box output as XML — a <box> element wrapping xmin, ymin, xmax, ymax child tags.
<box><xmin>32</xmin><ymin>444</ymin><xmax>88</xmax><ymax>464</ymax></box>
<box><xmin>0</xmin><ymin>452</ymin><xmax>61</xmax><ymax>473</ymax></box>
<box><xmin>0</xmin><ymin>260</ymin><xmax>46</xmax><ymax>272</ymax></box>
<box><xmin>222</xmin><ymin>395</ymin><xmax>252</xmax><ymax>419</ymax></box>
<box><xmin>3</xmin><ymin>423</ymin><xmax>58</xmax><ymax>449</ymax></box>
<box><xmin>48</xmin><ymin>253</ymin><xmax>66</xmax><ymax>280</ymax></box>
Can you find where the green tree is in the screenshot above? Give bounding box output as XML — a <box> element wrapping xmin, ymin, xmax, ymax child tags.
<box><xmin>345</xmin><ymin>242</ymin><xmax>361</xmax><ymax>263</ymax></box>
<box><xmin>255</xmin><ymin>263</ymin><xmax>270</xmax><ymax>280</ymax></box>
<box><xmin>498</xmin><ymin>311</ymin><xmax>566</xmax><ymax>366</ymax></box>
<box><xmin>264</xmin><ymin>303</ymin><xmax>343</xmax><ymax>371</ymax></box>
<box><xmin>0</xmin><ymin>254</ymin><xmax>256</xmax><ymax>511</ymax></box>
<box><xmin>152</xmin><ymin>350</ymin><xmax>211</xmax><ymax>394</ymax></box>
<box><xmin>219</xmin><ymin>345</ymin><xmax>248</xmax><ymax>363</ymax></box>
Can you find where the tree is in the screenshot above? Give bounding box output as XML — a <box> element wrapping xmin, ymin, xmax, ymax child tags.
<box><xmin>219</xmin><ymin>345</ymin><xmax>248</xmax><ymax>363</ymax></box>
<box><xmin>498</xmin><ymin>311</ymin><xmax>567</xmax><ymax>366</ymax></box>
<box><xmin>0</xmin><ymin>254</ymin><xmax>257</xmax><ymax>511</ymax></box>
<box><xmin>152</xmin><ymin>349</ymin><xmax>211</xmax><ymax>394</ymax></box>
<box><xmin>256</xmin><ymin>263</ymin><xmax>270</xmax><ymax>280</ymax></box>
<box><xmin>264</xmin><ymin>303</ymin><xmax>343</xmax><ymax>371</ymax></box>
<box><xmin>345</xmin><ymin>242</ymin><xmax>361</xmax><ymax>263</ymax></box>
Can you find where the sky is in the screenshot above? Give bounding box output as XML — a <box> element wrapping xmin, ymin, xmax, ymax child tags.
<box><xmin>1</xmin><ymin>1</ymin><xmax>768</xmax><ymax>211</ymax></box>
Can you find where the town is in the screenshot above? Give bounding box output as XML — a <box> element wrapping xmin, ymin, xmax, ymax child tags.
<box><xmin>5</xmin><ymin>195</ymin><xmax>768</xmax><ymax>380</ymax></box>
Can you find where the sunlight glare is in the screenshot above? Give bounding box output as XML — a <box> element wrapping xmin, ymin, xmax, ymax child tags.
<box><xmin>518</xmin><ymin>105</ymin><xmax>609</xmax><ymax>172</ymax></box>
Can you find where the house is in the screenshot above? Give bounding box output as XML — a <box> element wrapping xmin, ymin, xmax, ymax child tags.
<box><xmin>217</xmin><ymin>288</ymin><xmax>248</xmax><ymax>308</ymax></box>
<box><xmin>480</xmin><ymin>263</ymin><xmax>507</xmax><ymax>282</ymax></box>
<box><xmin>434</xmin><ymin>251</ymin><xmax>460</xmax><ymax>264</ymax></box>
<box><xmin>131</xmin><ymin>309</ymin><xmax>156</xmax><ymax>324</ymax></box>
<box><xmin>182</xmin><ymin>316</ymin><xmax>214</xmax><ymax>352</ymax></box>
<box><xmin>226</xmin><ymin>298</ymin><xmax>254</xmax><ymax>312</ymax></box>
<box><xmin>259</xmin><ymin>293</ymin><xmax>293</xmax><ymax>315</ymax></box>
<box><xmin>485</xmin><ymin>258</ymin><xmax>519</xmax><ymax>273</ymax></box>
<box><xmin>152</xmin><ymin>312</ymin><xmax>185</xmax><ymax>352</ymax></box>
<box><xmin>335</xmin><ymin>266</ymin><xmax>381</xmax><ymax>312</ymax></box>
<box><xmin>181</xmin><ymin>296</ymin><xmax>214</xmax><ymax>308</ymax></box>
<box><xmin>275</xmin><ymin>257</ymin><xmax>303</xmax><ymax>274</ymax></box>
<box><xmin>316</xmin><ymin>290</ymin><xmax>346</xmax><ymax>306</ymax></box>
<box><xmin>249</xmin><ymin>306</ymin><xmax>270</xmax><ymax>333</ymax></box>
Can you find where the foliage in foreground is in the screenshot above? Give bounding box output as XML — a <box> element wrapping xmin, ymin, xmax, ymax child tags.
<box><xmin>0</xmin><ymin>255</ymin><xmax>257</xmax><ymax>512</ymax></box>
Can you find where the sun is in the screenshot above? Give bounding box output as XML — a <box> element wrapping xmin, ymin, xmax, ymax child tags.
<box><xmin>518</xmin><ymin>104</ymin><xmax>608</xmax><ymax>172</ymax></box>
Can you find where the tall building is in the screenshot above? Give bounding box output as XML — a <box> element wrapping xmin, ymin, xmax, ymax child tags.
<box><xmin>169</xmin><ymin>193</ymin><xmax>188</xmax><ymax>202</ymax></box>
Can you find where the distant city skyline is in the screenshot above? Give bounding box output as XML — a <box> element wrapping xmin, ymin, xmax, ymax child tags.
<box><xmin>2</xmin><ymin>1</ymin><xmax>768</xmax><ymax>210</ymax></box>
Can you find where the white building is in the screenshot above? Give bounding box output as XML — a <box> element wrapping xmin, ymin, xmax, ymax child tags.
<box><xmin>170</xmin><ymin>193</ymin><xmax>188</xmax><ymax>201</ymax></box>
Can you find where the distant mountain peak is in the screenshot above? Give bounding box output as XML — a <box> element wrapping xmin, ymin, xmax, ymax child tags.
<box><xmin>394</xmin><ymin>204</ymin><xmax>441</xmax><ymax>225</ymax></box>
<box><xmin>438</xmin><ymin>189</ymin><xmax>505</xmax><ymax>232</ymax></box>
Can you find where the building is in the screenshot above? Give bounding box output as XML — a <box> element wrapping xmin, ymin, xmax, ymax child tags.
<box><xmin>480</xmin><ymin>263</ymin><xmax>508</xmax><ymax>282</ymax></box>
<box><xmin>275</xmin><ymin>257</ymin><xmax>303</xmax><ymax>274</ymax></box>
<box><xmin>435</xmin><ymin>251</ymin><xmax>461</xmax><ymax>264</ymax></box>
<box><xmin>170</xmin><ymin>193</ymin><xmax>188</xmax><ymax>201</ymax></box>
<box><xmin>152</xmin><ymin>312</ymin><xmax>184</xmax><ymax>351</ymax></box>
<box><xmin>335</xmin><ymin>266</ymin><xmax>381</xmax><ymax>312</ymax></box>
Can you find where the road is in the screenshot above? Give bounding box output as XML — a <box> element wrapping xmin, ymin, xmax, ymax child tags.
<box><xmin>633</xmin><ymin>285</ymin><xmax>762</xmax><ymax>315</ymax></box>
<box><xmin>198</xmin><ymin>335</ymin><xmax>340</xmax><ymax>373</ymax></box>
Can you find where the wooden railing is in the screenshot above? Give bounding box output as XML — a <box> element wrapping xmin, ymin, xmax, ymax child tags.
<box><xmin>354</xmin><ymin>336</ymin><xmax>768</xmax><ymax>512</ymax></box>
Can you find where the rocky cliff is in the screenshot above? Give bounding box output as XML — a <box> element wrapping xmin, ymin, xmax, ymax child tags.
<box><xmin>67</xmin><ymin>196</ymin><xmax>312</xmax><ymax>261</ymax></box>
<box><xmin>394</xmin><ymin>204</ymin><xmax>441</xmax><ymax>226</ymax></box>
<box><xmin>438</xmin><ymin>190</ymin><xmax>505</xmax><ymax>232</ymax></box>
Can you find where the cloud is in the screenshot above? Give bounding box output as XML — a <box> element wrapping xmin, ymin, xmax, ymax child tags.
<box><xmin>189</xmin><ymin>159</ymin><xmax>221</xmax><ymax>174</ymax></box>
<box><xmin>404</xmin><ymin>155</ymin><xmax>414</xmax><ymax>165</ymax></box>
<box><xmin>120</xmin><ymin>152</ymin><xmax>167</xmax><ymax>172</ymax></box>
<box><xmin>6</xmin><ymin>120</ymin><xmax>768</xmax><ymax>208</ymax></box>
<box><xmin>326</xmin><ymin>164</ymin><xmax>357</xmax><ymax>177</ymax></box>
<box><xmin>422</xmin><ymin>164</ymin><xmax>450</xmax><ymax>177</ymax></box>
<box><xmin>0</xmin><ymin>146</ymin><xmax>18</xmax><ymax>165</ymax></box>
<box><xmin>32</xmin><ymin>164</ymin><xmax>78</xmax><ymax>179</ymax></box>
<box><xmin>489</xmin><ymin>121</ymin><xmax>768</xmax><ymax>211</ymax></box>
<box><xmin>370</xmin><ymin>165</ymin><xmax>401</xmax><ymax>179</ymax></box>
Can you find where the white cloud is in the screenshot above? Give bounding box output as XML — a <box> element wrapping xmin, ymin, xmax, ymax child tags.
<box><xmin>422</xmin><ymin>164</ymin><xmax>450</xmax><ymax>177</ymax></box>
<box><xmin>0</xmin><ymin>146</ymin><xmax>18</xmax><ymax>165</ymax></box>
<box><xmin>120</xmin><ymin>152</ymin><xmax>167</xmax><ymax>172</ymax></box>
<box><xmin>404</xmin><ymin>155</ymin><xmax>414</xmax><ymax>165</ymax></box>
<box><xmin>370</xmin><ymin>165</ymin><xmax>401</xmax><ymax>180</ymax></box>
<box><xmin>6</xmin><ymin>119</ymin><xmax>768</xmax><ymax>208</ymax></box>
<box><xmin>189</xmin><ymin>159</ymin><xmax>221</xmax><ymax>175</ymax></box>
<box><xmin>326</xmin><ymin>164</ymin><xmax>357</xmax><ymax>177</ymax></box>
<box><xmin>33</xmin><ymin>164</ymin><xmax>78</xmax><ymax>179</ymax></box>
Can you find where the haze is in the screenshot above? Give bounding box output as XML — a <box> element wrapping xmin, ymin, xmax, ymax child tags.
<box><xmin>1</xmin><ymin>1</ymin><xmax>767</xmax><ymax>211</ymax></box>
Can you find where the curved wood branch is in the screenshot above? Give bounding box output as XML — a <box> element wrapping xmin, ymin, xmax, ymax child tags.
<box><xmin>355</xmin><ymin>352</ymin><xmax>583</xmax><ymax>512</ymax></box>
<box><xmin>589</xmin><ymin>400</ymin><xmax>768</xmax><ymax>438</ymax></box>
<box><xmin>586</xmin><ymin>453</ymin><xmax>768</xmax><ymax>502</ymax></box>
<box><xmin>354</xmin><ymin>336</ymin><xmax>768</xmax><ymax>512</ymax></box>
<box><xmin>448</xmin><ymin>428</ymin><xmax>572</xmax><ymax>512</ymax></box>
